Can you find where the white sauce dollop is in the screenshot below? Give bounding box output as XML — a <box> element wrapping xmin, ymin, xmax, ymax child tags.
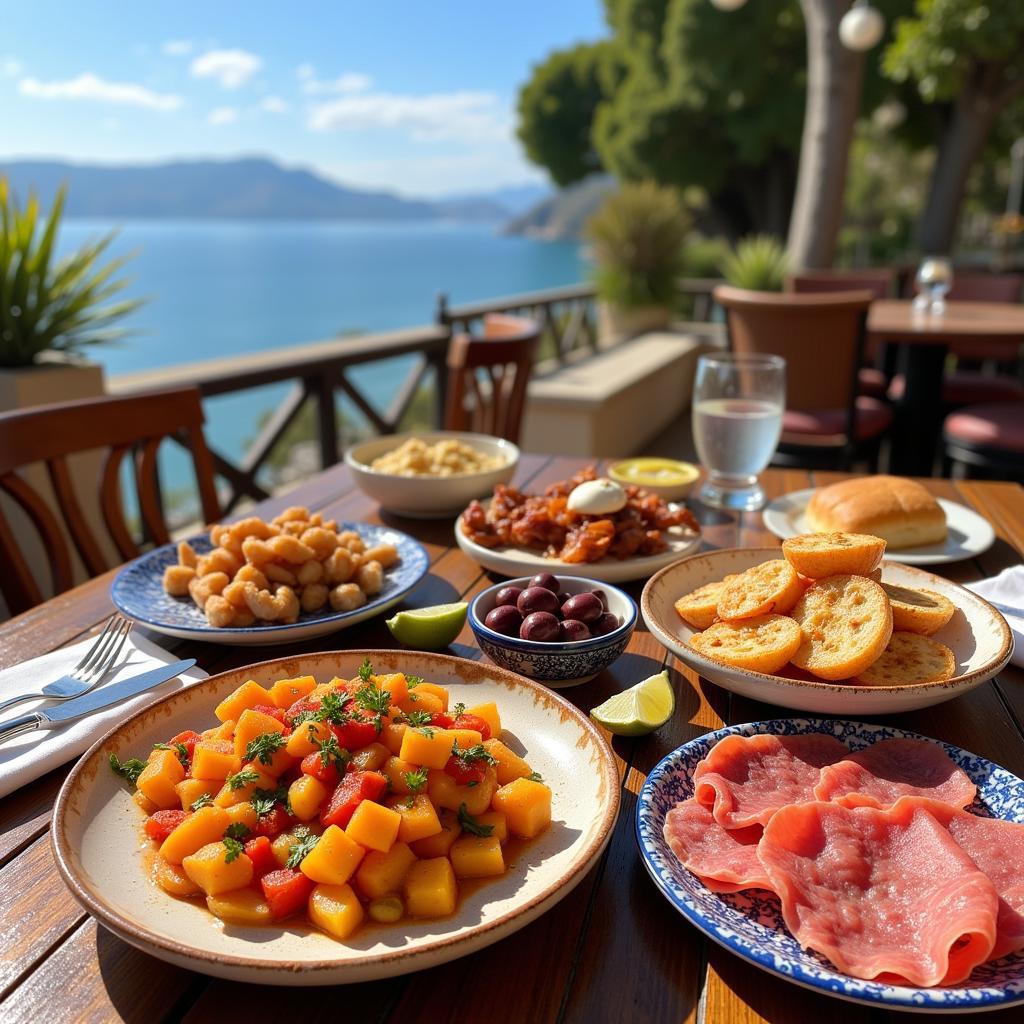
<box><xmin>567</xmin><ymin>478</ymin><xmax>628</xmax><ymax>516</ymax></box>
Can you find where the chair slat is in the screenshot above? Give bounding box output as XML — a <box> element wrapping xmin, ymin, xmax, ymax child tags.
<box><xmin>0</xmin><ymin>471</ymin><xmax>74</xmax><ymax>601</ymax></box>
<box><xmin>100</xmin><ymin>444</ymin><xmax>139</xmax><ymax>563</ymax></box>
<box><xmin>47</xmin><ymin>455</ymin><xmax>109</xmax><ymax>577</ymax></box>
<box><xmin>0</xmin><ymin>498</ymin><xmax>44</xmax><ymax>614</ymax></box>
<box><xmin>135</xmin><ymin>437</ymin><xmax>170</xmax><ymax>547</ymax></box>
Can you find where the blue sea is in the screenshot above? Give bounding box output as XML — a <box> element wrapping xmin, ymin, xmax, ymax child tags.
<box><xmin>56</xmin><ymin>220</ymin><xmax>588</xmax><ymax>498</ymax></box>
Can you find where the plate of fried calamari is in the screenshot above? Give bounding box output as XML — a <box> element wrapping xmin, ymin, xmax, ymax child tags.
<box><xmin>456</xmin><ymin>468</ymin><xmax>701</xmax><ymax>583</ymax></box>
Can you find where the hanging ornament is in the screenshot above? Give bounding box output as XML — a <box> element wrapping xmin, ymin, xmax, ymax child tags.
<box><xmin>839</xmin><ymin>1</ymin><xmax>886</xmax><ymax>52</ymax></box>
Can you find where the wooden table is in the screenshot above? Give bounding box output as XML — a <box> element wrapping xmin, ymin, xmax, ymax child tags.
<box><xmin>2</xmin><ymin>458</ymin><xmax>1023</xmax><ymax>1024</ymax></box>
<box><xmin>867</xmin><ymin>299</ymin><xmax>1024</xmax><ymax>474</ymax></box>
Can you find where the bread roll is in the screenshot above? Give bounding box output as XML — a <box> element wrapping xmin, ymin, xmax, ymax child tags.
<box><xmin>806</xmin><ymin>476</ymin><xmax>946</xmax><ymax>550</ymax></box>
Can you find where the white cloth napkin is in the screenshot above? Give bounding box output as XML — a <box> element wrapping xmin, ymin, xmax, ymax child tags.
<box><xmin>966</xmin><ymin>566</ymin><xmax>1024</xmax><ymax>670</ymax></box>
<box><xmin>0</xmin><ymin>631</ymin><xmax>207</xmax><ymax>799</ymax></box>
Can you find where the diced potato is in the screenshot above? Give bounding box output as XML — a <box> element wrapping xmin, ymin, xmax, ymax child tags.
<box><xmin>133</xmin><ymin>790</ymin><xmax>158</xmax><ymax>815</ymax></box>
<box><xmin>182</xmin><ymin>841</ymin><xmax>254</xmax><ymax>896</ymax></box>
<box><xmin>214</xmin><ymin>679</ymin><xmax>271</xmax><ymax>723</ymax></box>
<box><xmin>136</xmin><ymin>749</ymin><xmax>185</xmax><ymax>809</ymax></box>
<box><xmin>448</xmin><ymin>728</ymin><xmax>484</xmax><ymax>750</ymax></box>
<box><xmin>300</xmin><ymin>825</ymin><xmax>365</xmax><ymax>885</ymax></box>
<box><xmin>175</xmin><ymin>778</ymin><xmax>219</xmax><ymax>811</ymax></box>
<box><xmin>382</xmin><ymin>755</ymin><xmax>418</xmax><ymax>794</ymax></box>
<box><xmin>224</xmin><ymin>802</ymin><xmax>258</xmax><ymax>832</ymax></box>
<box><xmin>428</xmin><ymin>767</ymin><xmax>496</xmax><ymax>816</ymax></box>
<box><xmin>288</xmin><ymin>774</ymin><xmax>329</xmax><ymax>821</ymax></box>
<box><xmin>160</xmin><ymin>805</ymin><xmax>230</xmax><ymax>865</ymax></box>
<box><xmin>233</xmin><ymin>708</ymin><xmax>286</xmax><ymax>761</ymax></box>
<box><xmin>286</xmin><ymin>720</ymin><xmax>332</xmax><ymax>758</ymax></box>
<box><xmin>308</xmin><ymin>883</ymin><xmax>364</xmax><ymax>940</ymax></box>
<box><xmin>491</xmin><ymin>778</ymin><xmax>552</xmax><ymax>838</ymax></box>
<box><xmin>202</xmin><ymin>719</ymin><xmax>235</xmax><ymax>743</ymax></box>
<box><xmin>413</xmin><ymin>682</ymin><xmax>449</xmax><ymax>711</ymax></box>
<box><xmin>367</xmin><ymin>895</ymin><xmax>404</xmax><ymax>924</ymax></box>
<box><xmin>346</xmin><ymin>800</ymin><xmax>401</xmax><ymax>853</ymax></box>
<box><xmin>192</xmin><ymin>740</ymin><xmax>241</xmax><ymax>781</ymax></box>
<box><xmin>407</xmin><ymin>690</ymin><xmax>444</xmax><ymax>715</ymax></box>
<box><xmin>450</xmin><ymin>836</ymin><xmax>505</xmax><ymax>878</ymax></box>
<box><xmin>474</xmin><ymin>811</ymin><xmax>508</xmax><ymax>844</ymax></box>
<box><xmin>466</xmin><ymin>701</ymin><xmax>501</xmax><ymax>737</ymax></box>
<box><xmin>410</xmin><ymin>808</ymin><xmax>460</xmax><ymax>859</ymax></box>
<box><xmin>207</xmin><ymin>889</ymin><xmax>272</xmax><ymax>926</ymax></box>
<box><xmin>153</xmin><ymin>858</ymin><xmax>201</xmax><ymax>896</ymax></box>
<box><xmin>271</xmin><ymin>831</ymin><xmax>298</xmax><ymax>868</ymax></box>
<box><xmin>483</xmin><ymin>738</ymin><xmax>534</xmax><ymax>786</ymax></box>
<box><xmin>249</xmin><ymin>746</ymin><xmax>295</xmax><ymax>779</ymax></box>
<box><xmin>350</xmin><ymin>742</ymin><xmax>390</xmax><ymax>772</ymax></box>
<box><xmin>404</xmin><ymin>857</ymin><xmax>457</xmax><ymax>918</ymax></box>
<box><xmin>354</xmin><ymin>841</ymin><xmax>416</xmax><ymax>899</ymax></box>
<box><xmin>214</xmin><ymin>765</ymin><xmax>276</xmax><ymax>808</ymax></box>
<box><xmin>385</xmin><ymin>794</ymin><xmax>442</xmax><ymax>844</ymax></box>
<box><xmin>380</xmin><ymin>722</ymin><xmax>407</xmax><ymax>755</ymax></box>
<box><xmin>399</xmin><ymin>727</ymin><xmax>459</xmax><ymax>770</ymax></box>
<box><xmin>374</xmin><ymin>672</ymin><xmax>409</xmax><ymax>706</ymax></box>
<box><xmin>269</xmin><ymin>674</ymin><xmax>317</xmax><ymax>709</ymax></box>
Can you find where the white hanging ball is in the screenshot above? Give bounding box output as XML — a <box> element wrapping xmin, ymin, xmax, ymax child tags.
<box><xmin>839</xmin><ymin>4</ymin><xmax>886</xmax><ymax>51</ymax></box>
<box><xmin>709</xmin><ymin>0</ymin><xmax>748</xmax><ymax>11</ymax></box>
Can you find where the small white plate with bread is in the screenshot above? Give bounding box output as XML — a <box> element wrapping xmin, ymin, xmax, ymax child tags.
<box><xmin>763</xmin><ymin>476</ymin><xmax>995</xmax><ymax>565</ymax></box>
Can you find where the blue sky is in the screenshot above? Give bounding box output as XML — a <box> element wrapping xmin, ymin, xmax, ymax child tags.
<box><xmin>0</xmin><ymin>0</ymin><xmax>605</xmax><ymax>197</ymax></box>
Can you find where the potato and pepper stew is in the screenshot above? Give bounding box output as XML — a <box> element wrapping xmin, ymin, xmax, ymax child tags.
<box><xmin>109</xmin><ymin>661</ymin><xmax>552</xmax><ymax>941</ymax></box>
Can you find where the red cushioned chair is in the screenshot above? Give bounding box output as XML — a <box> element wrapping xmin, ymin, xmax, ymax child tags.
<box><xmin>943</xmin><ymin>401</ymin><xmax>1024</xmax><ymax>479</ymax></box>
<box><xmin>714</xmin><ymin>286</ymin><xmax>890</xmax><ymax>471</ymax></box>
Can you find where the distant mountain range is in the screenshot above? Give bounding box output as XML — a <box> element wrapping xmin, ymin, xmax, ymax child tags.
<box><xmin>503</xmin><ymin>175</ymin><xmax>616</xmax><ymax>241</ymax></box>
<box><xmin>0</xmin><ymin>157</ymin><xmax>551</xmax><ymax>223</ymax></box>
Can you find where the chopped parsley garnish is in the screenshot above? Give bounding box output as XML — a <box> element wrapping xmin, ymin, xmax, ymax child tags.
<box><xmin>222</xmin><ymin>836</ymin><xmax>245</xmax><ymax>863</ymax></box>
<box><xmin>406</xmin><ymin>675</ymin><xmax>423</xmax><ymax>689</ymax></box>
<box><xmin>244</xmin><ymin>731</ymin><xmax>287</xmax><ymax>766</ymax></box>
<box><xmin>190</xmin><ymin>793</ymin><xmax>214</xmax><ymax>811</ymax></box>
<box><xmin>457</xmin><ymin>804</ymin><xmax>494</xmax><ymax>837</ymax></box>
<box><xmin>314</xmin><ymin>734</ymin><xmax>351</xmax><ymax>773</ymax></box>
<box><xmin>286</xmin><ymin>828</ymin><xmax>319</xmax><ymax>868</ymax></box>
<box><xmin>352</xmin><ymin>678</ymin><xmax>392</xmax><ymax>734</ymax></box>
<box><xmin>418</xmin><ymin>726</ymin><xmax>435</xmax><ymax>739</ymax></box>
<box><xmin>226</xmin><ymin>768</ymin><xmax>261</xmax><ymax>792</ymax></box>
<box><xmin>223</xmin><ymin>822</ymin><xmax>251</xmax><ymax>841</ymax></box>
<box><xmin>527</xmin><ymin>772</ymin><xmax>544</xmax><ymax>783</ymax></box>
<box><xmin>452</xmin><ymin>702</ymin><xmax>466</xmax><ymax>717</ymax></box>
<box><xmin>357</xmin><ymin>658</ymin><xmax>374</xmax><ymax>683</ymax></box>
<box><xmin>250</xmin><ymin>785</ymin><xmax>289</xmax><ymax>818</ymax></box>
<box><xmin>450</xmin><ymin>741</ymin><xmax>497</xmax><ymax>767</ymax></box>
<box><xmin>403</xmin><ymin>710</ymin><xmax>431</xmax><ymax>727</ymax></box>
<box><xmin>153</xmin><ymin>742</ymin><xmax>190</xmax><ymax>766</ymax></box>
<box><xmin>109</xmin><ymin>753</ymin><xmax>147</xmax><ymax>786</ymax></box>
<box><xmin>403</xmin><ymin>767</ymin><xmax>429</xmax><ymax>793</ymax></box>
<box><xmin>314</xmin><ymin>691</ymin><xmax>350</xmax><ymax>726</ymax></box>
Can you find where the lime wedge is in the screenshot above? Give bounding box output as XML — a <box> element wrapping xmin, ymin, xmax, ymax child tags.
<box><xmin>590</xmin><ymin>670</ymin><xmax>675</xmax><ymax>736</ymax></box>
<box><xmin>386</xmin><ymin>602</ymin><xmax>468</xmax><ymax>649</ymax></box>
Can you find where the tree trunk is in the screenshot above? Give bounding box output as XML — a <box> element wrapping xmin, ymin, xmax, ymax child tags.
<box><xmin>787</xmin><ymin>0</ymin><xmax>867</xmax><ymax>270</ymax></box>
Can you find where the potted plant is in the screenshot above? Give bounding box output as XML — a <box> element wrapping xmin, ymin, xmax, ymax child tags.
<box><xmin>0</xmin><ymin>178</ymin><xmax>143</xmax><ymax>411</ymax></box>
<box><xmin>586</xmin><ymin>181</ymin><xmax>690</xmax><ymax>346</ymax></box>
<box><xmin>719</xmin><ymin>235</ymin><xmax>790</xmax><ymax>292</ymax></box>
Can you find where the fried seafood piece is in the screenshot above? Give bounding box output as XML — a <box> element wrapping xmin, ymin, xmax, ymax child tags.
<box><xmin>560</xmin><ymin>520</ymin><xmax>615</xmax><ymax>563</ymax></box>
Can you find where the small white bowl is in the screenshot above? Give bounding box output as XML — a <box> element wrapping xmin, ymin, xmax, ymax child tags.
<box><xmin>345</xmin><ymin>432</ymin><xmax>519</xmax><ymax>518</ymax></box>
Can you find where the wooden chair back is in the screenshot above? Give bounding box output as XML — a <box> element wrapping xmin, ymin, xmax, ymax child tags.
<box><xmin>946</xmin><ymin>272</ymin><xmax>1024</xmax><ymax>360</ymax></box>
<box><xmin>787</xmin><ymin>269</ymin><xmax>894</xmax><ymax>300</ymax></box>
<box><xmin>444</xmin><ymin>314</ymin><xmax>540</xmax><ymax>442</ymax></box>
<box><xmin>713</xmin><ymin>285</ymin><xmax>872</xmax><ymax>418</ymax></box>
<box><xmin>0</xmin><ymin>386</ymin><xmax>220</xmax><ymax>615</ymax></box>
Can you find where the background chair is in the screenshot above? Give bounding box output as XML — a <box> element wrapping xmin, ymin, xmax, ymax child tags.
<box><xmin>0</xmin><ymin>386</ymin><xmax>220</xmax><ymax>616</ymax></box>
<box><xmin>444</xmin><ymin>313</ymin><xmax>540</xmax><ymax>444</ymax></box>
<box><xmin>714</xmin><ymin>285</ymin><xmax>888</xmax><ymax>470</ymax></box>
<box><xmin>943</xmin><ymin>400</ymin><xmax>1024</xmax><ymax>480</ymax></box>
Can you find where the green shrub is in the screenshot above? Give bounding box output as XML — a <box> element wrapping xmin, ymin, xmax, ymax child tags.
<box><xmin>719</xmin><ymin>235</ymin><xmax>790</xmax><ymax>292</ymax></box>
<box><xmin>0</xmin><ymin>179</ymin><xmax>143</xmax><ymax>368</ymax></box>
<box><xmin>680</xmin><ymin>235</ymin><xmax>730</xmax><ymax>278</ymax></box>
<box><xmin>586</xmin><ymin>181</ymin><xmax>690</xmax><ymax>309</ymax></box>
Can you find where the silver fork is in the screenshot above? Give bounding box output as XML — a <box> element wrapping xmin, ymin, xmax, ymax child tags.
<box><xmin>0</xmin><ymin>614</ymin><xmax>133</xmax><ymax>716</ymax></box>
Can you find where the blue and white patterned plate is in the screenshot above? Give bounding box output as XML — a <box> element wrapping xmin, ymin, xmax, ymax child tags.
<box><xmin>636</xmin><ymin>719</ymin><xmax>1024</xmax><ymax>1013</ymax></box>
<box><xmin>111</xmin><ymin>524</ymin><xmax>429</xmax><ymax>645</ymax></box>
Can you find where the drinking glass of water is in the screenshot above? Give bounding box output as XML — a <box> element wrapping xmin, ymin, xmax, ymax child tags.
<box><xmin>913</xmin><ymin>257</ymin><xmax>953</xmax><ymax>314</ymax></box>
<box><xmin>692</xmin><ymin>353</ymin><xmax>785</xmax><ymax>511</ymax></box>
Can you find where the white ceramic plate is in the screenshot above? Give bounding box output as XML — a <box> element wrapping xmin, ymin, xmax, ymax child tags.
<box><xmin>52</xmin><ymin>651</ymin><xmax>620</xmax><ymax>986</ymax></box>
<box><xmin>641</xmin><ymin>547</ymin><xmax>1012</xmax><ymax>715</ymax></box>
<box><xmin>345</xmin><ymin>432</ymin><xmax>519</xmax><ymax>518</ymax></box>
<box><xmin>762</xmin><ymin>489</ymin><xmax>996</xmax><ymax>565</ymax></box>
<box><xmin>455</xmin><ymin>502</ymin><xmax>701</xmax><ymax>583</ymax></box>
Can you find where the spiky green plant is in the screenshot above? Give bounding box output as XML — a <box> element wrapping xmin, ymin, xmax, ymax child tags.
<box><xmin>719</xmin><ymin>235</ymin><xmax>790</xmax><ymax>292</ymax></box>
<box><xmin>0</xmin><ymin>179</ymin><xmax>144</xmax><ymax>368</ymax></box>
<box><xmin>586</xmin><ymin>181</ymin><xmax>690</xmax><ymax>309</ymax></box>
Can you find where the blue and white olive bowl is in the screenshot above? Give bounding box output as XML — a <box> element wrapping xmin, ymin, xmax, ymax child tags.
<box><xmin>637</xmin><ymin>718</ymin><xmax>1024</xmax><ymax>1013</ymax></box>
<box><xmin>469</xmin><ymin>575</ymin><xmax>636</xmax><ymax>689</ymax></box>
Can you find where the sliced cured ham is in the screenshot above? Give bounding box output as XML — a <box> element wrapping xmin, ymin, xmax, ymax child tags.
<box><xmin>757</xmin><ymin>800</ymin><xmax>998</xmax><ymax>987</ymax></box>
<box><xmin>813</xmin><ymin>738</ymin><xmax>977</xmax><ymax>811</ymax></box>
<box><xmin>693</xmin><ymin>733</ymin><xmax>849</xmax><ymax>828</ymax></box>
<box><xmin>663</xmin><ymin>798</ymin><xmax>773</xmax><ymax>893</ymax></box>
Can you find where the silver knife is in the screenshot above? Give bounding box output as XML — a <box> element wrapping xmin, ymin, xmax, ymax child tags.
<box><xmin>0</xmin><ymin>659</ymin><xmax>196</xmax><ymax>744</ymax></box>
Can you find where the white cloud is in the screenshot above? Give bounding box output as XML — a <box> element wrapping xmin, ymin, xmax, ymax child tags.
<box><xmin>1</xmin><ymin>57</ymin><xmax>21</xmax><ymax>77</ymax></box>
<box><xmin>190</xmin><ymin>49</ymin><xmax>262</xmax><ymax>89</ymax></box>
<box><xmin>162</xmin><ymin>39</ymin><xmax>193</xmax><ymax>57</ymax></box>
<box><xmin>301</xmin><ymin>71</ymin><xmax>373</xmax><ymax>96</ymax></box>
<box><xmin>18</xmin><ymin>73</ymin><xmax>183</xmax><ymax>111</ymax></box>
<box><xmin>260</xmin><ymin>95</ymin><xmax>289</xmax><ymax>114</ymax></box>
<box><xmin>308</xmin><ymin>90</ymin><xmax>508</xmax><ymax>143</ymax></box>
<box><xmin>207</xmin><ymin>106</ymin><xmax>239</xmax><ymax>126</ymax></box>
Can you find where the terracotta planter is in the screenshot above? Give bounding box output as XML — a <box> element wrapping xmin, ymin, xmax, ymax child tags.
<box><xmin>596</xmin><ymin>301</ymin><xmax>672</xmax><ymax>349</ymax></box>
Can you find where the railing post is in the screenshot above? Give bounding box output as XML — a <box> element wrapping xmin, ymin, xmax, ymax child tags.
<box><xmin>436</xmin><ymin>292</ymin><xmax>450</xmax><ymax>327</ymax></box>
<box><xmin>315</xmin><ymin>374</ymin><xmax>339</xmax><ymax>469</ymax></box>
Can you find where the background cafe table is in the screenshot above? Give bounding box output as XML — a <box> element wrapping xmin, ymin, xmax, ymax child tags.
<box><xmin>867</xmin><ymin>299</ymin><xmax>1024</xmax><ymax>475</ymax></box>
<box><xmin>1</xmin><ymin>457</ymin><xmax>1023</xmax><ymax>1024</ymax></box>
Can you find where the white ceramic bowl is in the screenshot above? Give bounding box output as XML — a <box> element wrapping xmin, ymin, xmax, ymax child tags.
<box><xmin>345</xmin><ymin>432</ymin><xmax>519</xmax><ymax>518</ymax></box>
<box><xmin>641</xmin><ymin>547</ymin><xmax>1013</xmax><ymax>715</ymax></box>
<box><xmin>52</xmin><ymin>650</ymin><xmax>619</xmax><ymax>986</ymax></box>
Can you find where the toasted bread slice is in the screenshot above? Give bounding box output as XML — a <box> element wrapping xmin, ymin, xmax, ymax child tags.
<box><xmin>689</xmin><ymin>614</ymin><xmax>803</xmax><ymax>675</ymax></box>
<box><xmin>855</xmin><ymin>632</ymin><xmax>956</xmax><ymax>686</ymax></box>
<box><xmin>716</xmin><ymin>560</ymin><xmax>803</xmax><ymax>621</ymax></box>
<box><xmin>674</xmin><ymin>576</ymin><xmax>736</xmax><ymax>630</ymax></box>
<box><xmin>790</xmin><ymin>575</ymin><xmax>893</xmax><ymax>680</ymax></box>
<box><xmin>881</xmin><ymin>584</ymin><xmax>956</xmax><ymax>636</ymax></box>
<box><xmin>781</xmin><ymin>532</ymin><xmax>886</xmax><ymax>579</ymax></box>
